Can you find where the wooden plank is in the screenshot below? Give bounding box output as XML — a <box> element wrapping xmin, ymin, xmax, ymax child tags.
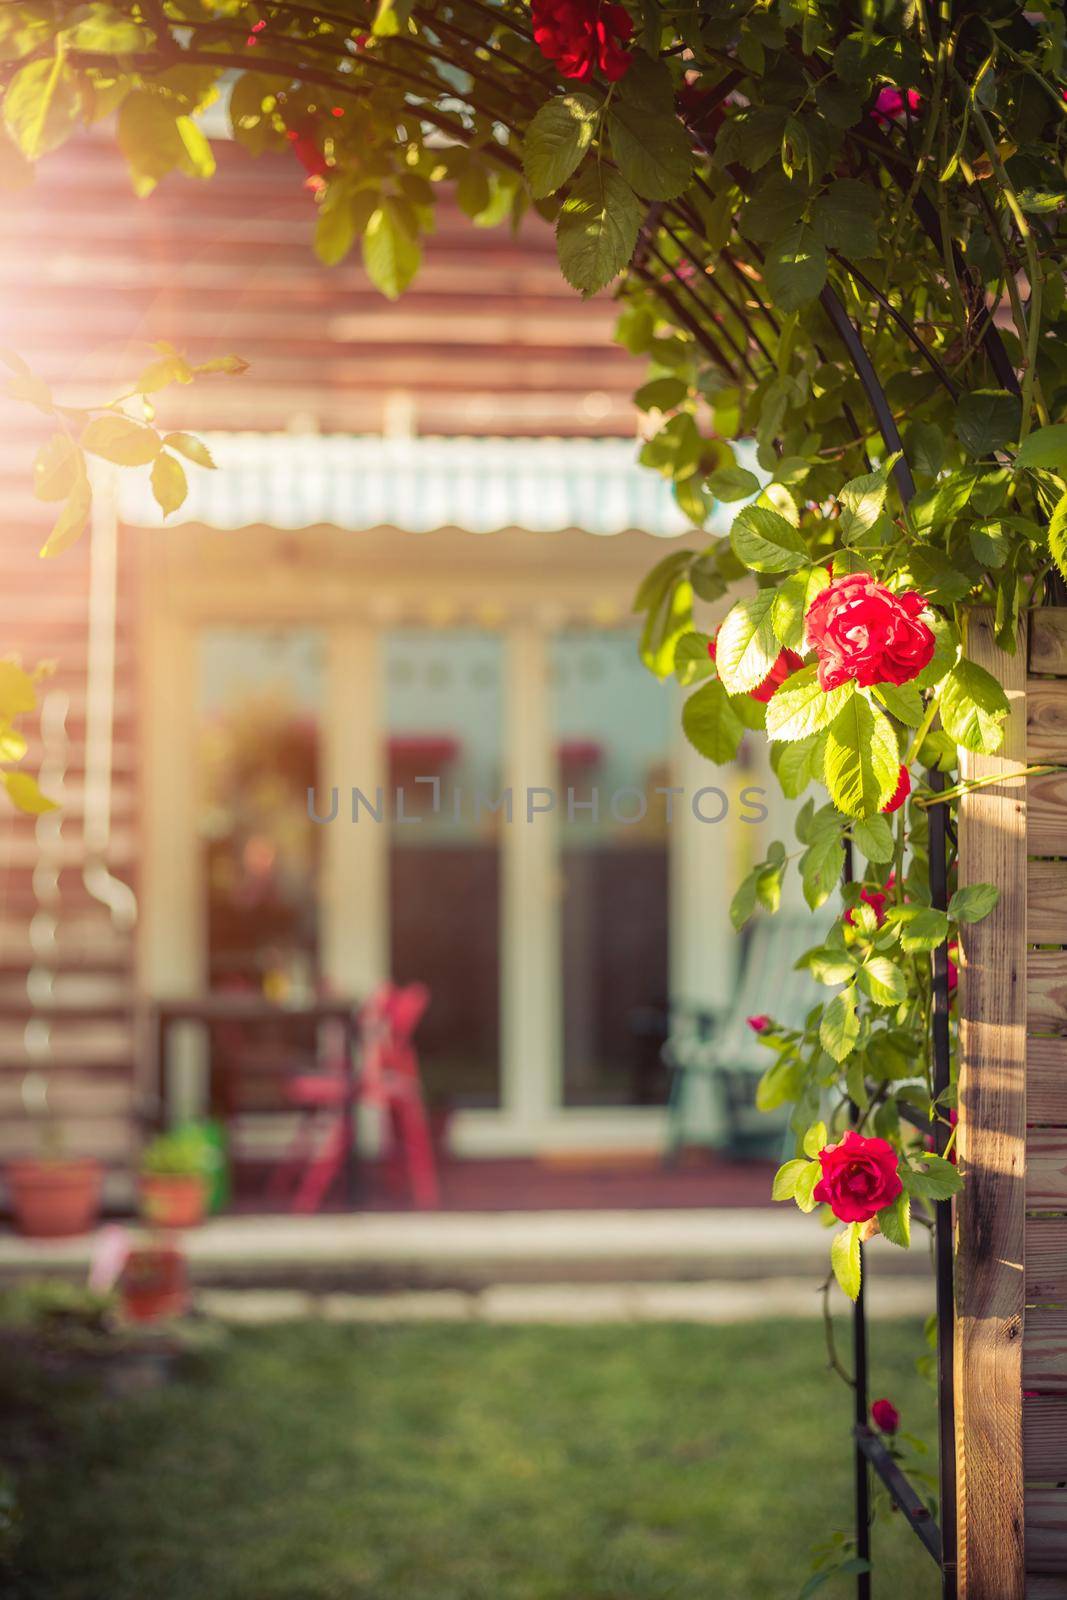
<box><xmin>1027</xmin><ymin>1487</ymin><xmax>1067</xmax><ymax>1573</ymax></box>
<box><xmin>1030</xmin><ymin>612</ymin><xmax>1067</xmax><ymax>677</ymax></box>
<box><xmin>1027</xmin><ymin>1218</ymin><xmax>1067</xmax><ymax>1302</ymax></box>
<box><xmin>1024</xmin><ymin>1395</ymin><xmax>1067</xmax><ymax>1480</ymax></box>
<box><xmin>956</xmin><ymin>611</ymin><xmax>1028</xmax><ymax>1599</ymax></box>
<box><xmin>1024</xmin><ymin>1309</ymin><xmax>1067</xmax><ymax>1394</ymax></box>
<box><xmin>1028</xmin><ymin>861</ymin><xmax>1067</xmax><ymax>943</ymax></box>
<box><xmin>1027</xmin><ymin>1130</ymin><xmax>1067</xmax><ymax>1209</ymax></box>
<box><xmin>1027</xmin><ymin>1579</ymin><xmax>1067</xmax><ymax>1600</ymax></box>
<box><xmin>1029</xmin><ymin>680</ymin><xmax>1067</xmax><ymax>763</ymax></box>
<box><xmin>1028</xmin><ymin>1037</ymin><xmax>1067</xmax><ymax>1126</ymax></box>
<box><xmin>1029</xmin><ymin>950</ymin><xmax>1067</xmax><ymax>1033</ymax></box>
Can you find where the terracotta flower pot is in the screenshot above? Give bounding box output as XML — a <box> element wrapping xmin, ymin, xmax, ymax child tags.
<box><xmin>139</xmin><ymin>1173</ymin><xmax>207</xmax><ymax>1230</ymax></box>
<box><xmin>120</xmin><ymin>1245</ymin><xmax>188</xmax><ymax>1323</ymax></box>
<box><xmin>6</xmin><ymin>1159</ymin><xmax>103</xmax><ymax>1238</ymax></box>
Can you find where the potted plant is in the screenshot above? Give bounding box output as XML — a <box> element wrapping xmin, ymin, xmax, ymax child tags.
<box><xmin>139</xmin><ymin>1127</ymin><xmax>211</xmax><ymax>1230</ymax></box>
<box><xmin>119</xmin><ymin>1243</ymin><xmax>189</xmax><ymax>1324</ymax></box>
<box><xmin>5</xmin><ymin>1074</ymin><xmax>102</xmax><ymax>1239</ymax></box>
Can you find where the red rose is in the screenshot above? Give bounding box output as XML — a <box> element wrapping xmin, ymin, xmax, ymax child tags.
<box><xmin>746</xmin><ymin>1014</ymin><xmax>770</xmax><ymax>1033</ymax></box>
<box><xmin>881</xmin><ymin>765</ymin><xmax>911</xmax><ymax>814</ymax></box>
<box><xmin>871</xmin><ymin>1397</ymin><xmax>900</xmax><ymax>1434</ymax></box>
<box><xmin>531</xmin><ymin>0</ymin><xmax>633</xmax><ymax>82</ymax></box>
<box><xmin>805</xmin><ymin>575</ymin><xmax>935</xmax><ymax>691</ymax></box>
<box><xmin>812</xmin><ymin>1129</ymin><xmax>903</xmax><ymax>1224</ymax></box>
<box><xmin>708</xmin><ymin>634</ymin><xmax>802</xmax><ymax>702</ymax></box>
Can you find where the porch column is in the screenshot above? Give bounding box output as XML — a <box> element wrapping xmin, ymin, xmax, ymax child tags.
<box><xmin>321</xmin><ymin>624</ymin><xmax>388</xmax><ymax>999</ymax></box>
<box><xmin>501</xmin><ymin>618</ymin><xmax>561</xmax><ymax>1124</ymax></box>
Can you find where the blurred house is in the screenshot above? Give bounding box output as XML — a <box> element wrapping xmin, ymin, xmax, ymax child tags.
<box><xmin>0</xmin><ymin>135</ymin><xmax>770</xmax><ymax>1202</ymax></box>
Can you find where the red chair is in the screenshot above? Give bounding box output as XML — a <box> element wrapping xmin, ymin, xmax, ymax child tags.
<box><xmin>271</xmin><ymin>981</ymin><xmax>440</xmax><ymax>1212</ymax></box>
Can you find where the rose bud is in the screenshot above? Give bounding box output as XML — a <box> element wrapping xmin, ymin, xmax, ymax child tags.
<box><xmin>871</xmin><ymin>1398</ymin><xmax>900</xmax><ymax>1435</ymax></box>
<box><xmin>746</xmin><ymin>1014</ymin><xmax>771</xmax><ymax>1033</ymax></box>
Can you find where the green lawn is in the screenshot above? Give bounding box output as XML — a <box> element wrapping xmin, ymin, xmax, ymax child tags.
<box><xmin>2</xmin><ymin>1318</ymin><xmax>939</xmax><ymax>1600</ymax></box>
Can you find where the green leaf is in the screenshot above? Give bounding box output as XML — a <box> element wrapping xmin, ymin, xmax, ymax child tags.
<box><xmin>766</xmin><ymin>665</ymin><xmax>852</xmax><ymax>742</ymax></box>
<box><xmin>763</xmin><ymin>224</ymin><xmax>827</xmax><ymax>313</ymax></box>
<box><xmin>1048</xmin><ymin>490</ymin><xmax>1067</xmax><ymax>585</ymax></box>
<box><xmin>948</xmin><ymin>883</ymin><xmax>1000</xmax><ymax>923</ymax></box>
<box><xmin>872</xmin><ymin>680</ymin><xmax>925</xmax><ymax>726</ymax></box>
<box><xmin>2</xmin><ymin>771</ymin><xmax>57</xmax><ymax>814</ymax></box>
<box><xmin>116</xmin><ymin>91</ymin><xmax>216</xmax><ymax>197</ymax></box>
<box><xmin>968</xmin><ymin>519</ymin><xmax>1012</xmax><ymax>570</ymax></box>
<box><xmin>673</xmin><ymin>631</ymin><xmax>714</xmax><ymax>687</ymax></box>
<box><xmin>150</xmin><ymin>451</ymin><xmax>188</xmax><ymax>518</ymax></box>
<box><xmin>634</xmin><ymin>376</ymin><xmax>687</xmax><ymax>412</ymax></box>
<box><xmin>362</xmin><ymin>200</ymin><xmax>421</xmax><ymax>300</ymax></box>
<box><xmin>81</xmin><ymin>415</ymin><xmax>160</xmax><ymax>466</ymax></box>
<box><xmin>522</xmin><ymin>94</ymin><xmax>599</xmax><ymax>199</ymax></box>
<box><xmin>3</xmin><ymin>55</ymin><xmax>81</xmax><ymax>159</ymax></box>
<box><xmin>838</xmin><ymin>455</ymin><xmax>898</xmax><ymax>544</ymax></box>
<box><xmin>795</xmin><ymin>1160</ymin><xmax>822</xmax><ymax>1213</ymax></box>
<box><xmin>831</xmin><ymin>1223</ymin><xmax>862</xmax><ymax>1300</ymax></box>
<box><xmin>707</xmin><ymin>464</ymin><xmax>760</xmax><ymax>502</ymax></box>
<box><xmin>715</xmin><ymin>590</ymin><xmax>778</xmax><ymax>694</ymax></box>
<box><xmin>771</xmin><ymin>730</ymin><xmax>825</xmax><ymax>798</ymax></box>
<box><xmin>771</xmin><ymin>564</ymin><xmax>830</xmax><ymax>652</ymax></box>
<box><xmin>802</xmin><ymin>1120</ymin><xmax>828</xmax><ymax>1159</ymax></box>
<box><xmin>858</xmin><ymin>956</ymin><xmax>908</xmax><ymax>1006</ymax></box>
<box><xmin>772</xmin><ymin>1158</ymin><xmax>811</xmax><ymax>1201</ymax></box>
<box><xmin>939</xmin><ymin>658</ymin><xmax>1009</xmax><ymax>754</ymax></box>
<box><xmin>904</xmin><ymin>1155</ymin><xmax>963</xmax><ymax>1201</ymax></box>
<box><xmin>681</xmin><ymin>678</ymin><xmax>744</xmax><ymax>764</ymax></box>
<box><xmin>608</xmin><ymin>102</ymin><xmax>694</xmax><ymax>201</ymax></box>
<box><xmin>729</xmin><ymin>869</ymin><xmax>759</xmax><ymax>932</ymax></box>
<box><xmin>955</xmin><ymin>389</ymin><xmax>1022</xmax><ymax>459</ymax></box>
<box><xmin>820</xmin><ymin>987</ymin><xmax>859</xmax><ymax>1062</ymax></box>
<box><xmin>556</xmin><ymin>166</ymin><xmax>641</xmax><ymax>297</ymax></box>
<box><xmin>878</xmin><ymin>1191</ymin><xmax>911</xmax><ymax>1248</ymax></box>
<box><xmin>1015</xmin><ymin>424</ymin><xmax>1067</xmax><ymax>472</ymax></box>
<box><xmin>0</xmin><ymin>662</ymin><xmax>37</xmax><ymax>719</ymax></box>
<box><xmin>730</xmin><ymin>504</ymin><xmax>809</xmax><ymax>574</ymax></box>
<box><xmin>314</xmin><ymin>185</ymin><xmax>376</xmax><ymax>267</ymax></box>
<box><xmin>33</xmin><ymin>434</ymin><xmax>81</xmax><ymax>502</ymax></box>
<box><xmin>40</xmin><ymin>472</ymin><xmax>91</xmax><ymax>558</ymax></box>
<box><xmin>823</xmin><ymin>696</ymin><xmax>899</xmax><ymax>817</ymax></box>
<box><xmin>852</xmin><ymin>813</ymin><xmax>894</xmax><ymax>864</ymax></box>
<box><xmin>810</xmin><ymin>178</ymin><xmax>880</xmax><ymax>257</ymax></box>
<box><xmin>884</xmin><ymin>905</ymin><xmax>950</xmax><ymax>952</ymax></box>
<box><xmin>162</xmin><ymin>433</ymin><xmax>216</xmax><ymax>470</ymax></box>
<box><xmin>801</xmin><ymin>828</ymin><xmax>845</xmax><ymax>911</ymax></box>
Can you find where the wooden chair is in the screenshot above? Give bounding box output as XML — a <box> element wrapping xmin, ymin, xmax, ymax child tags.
<box><xmin>664</xmin><ymin>912</ymin><xmax>829</xmax><ymax>1160</ymax></box>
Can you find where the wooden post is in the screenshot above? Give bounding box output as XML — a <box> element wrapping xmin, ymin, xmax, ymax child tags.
<box><xmin>955</xmin><ymin>611</ymin><xmax>1027</xmax><ymax>1598</ymax></box>
<box><xmin>1019</xmin><ymin>611</ymin><xmax>1067</xmax><ymax>1596</ymax></box>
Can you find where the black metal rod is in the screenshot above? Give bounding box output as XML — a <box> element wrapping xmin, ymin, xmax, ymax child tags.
<box><xmin>853</xmin><ymin>1241</ymin><xmax>872</xmax><ymax>1598</ymax></box>
<box><xmin>855</xmin><ymin>1426</ymin><xmax>942</xmax><ymax>1564</ymax></box>
<box><xmin>927</xmin><ymin>768</ymin><xmax>959</xmax><ymax>1600</ymax></box>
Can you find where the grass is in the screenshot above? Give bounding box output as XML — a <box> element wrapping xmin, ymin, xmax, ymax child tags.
<box><xmin>1</xmin><ymin>1318</ymin><xmax>940</xmax><ymax>1600</ymax></box>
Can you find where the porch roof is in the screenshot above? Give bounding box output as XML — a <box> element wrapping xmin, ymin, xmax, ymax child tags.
<box><xmin>119</xmin><ymin>433</ymin><xmax>732</xmax><ymax>539</ymax></box>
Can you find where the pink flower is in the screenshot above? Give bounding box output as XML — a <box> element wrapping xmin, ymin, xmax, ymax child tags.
<box><xmin>871</xmin><ymin>88</ymin><xmax>922</xmax><ymax>125</ymax></box>
<box><xmin>871</xmin><ymin>1397</ymin><xmax>900</xmax><ymax>1434</ymax></box>
<box><xmin>747</xmin><ymin>1014</ymin><xmax>770</xmax><ymax>1033</ymax></box>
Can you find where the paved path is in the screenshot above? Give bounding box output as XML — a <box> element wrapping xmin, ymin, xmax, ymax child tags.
<box><xmin>197</xmin><ymin>1277</ymin><xmax>934</xmax><ymax>1325</ymax></box>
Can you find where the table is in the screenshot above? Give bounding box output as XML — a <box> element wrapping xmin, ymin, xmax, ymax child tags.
<box><xmin>148</xmin><ymin>995</ymin><xmax>360</xmax><ymax>1206</ymax></box>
